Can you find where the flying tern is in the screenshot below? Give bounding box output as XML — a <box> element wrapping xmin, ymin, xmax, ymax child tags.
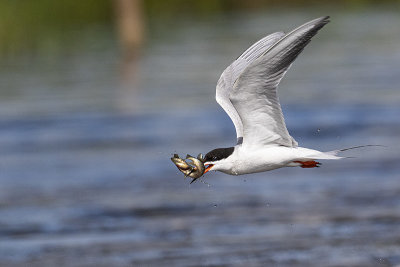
<box><xmin>201</xmin><ymin>16</ymin><xmax>350</xmax><ymax>176</ymax></box>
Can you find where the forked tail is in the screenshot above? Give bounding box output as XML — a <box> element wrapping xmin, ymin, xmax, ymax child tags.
<box><xmin>295</xmin><ymin>145</ymin><xmax>384</xmax><ymax>168</ymax></box>
<box><xmin>323</xmin><ymin>145</ymin><xmax>385</xmax><ymax>159</ymax></box>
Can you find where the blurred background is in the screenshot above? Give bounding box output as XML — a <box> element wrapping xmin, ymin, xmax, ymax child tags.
<box><xmin>0</xmin><ymin>0</ymin><xmax>399</xmax><ymax>266</ymax></box>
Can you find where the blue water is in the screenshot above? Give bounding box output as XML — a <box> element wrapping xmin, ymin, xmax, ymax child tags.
<box><xmin>0</xmin><ymin>9</ymin><xmax>399</xmax><ymax>267</ymax></box>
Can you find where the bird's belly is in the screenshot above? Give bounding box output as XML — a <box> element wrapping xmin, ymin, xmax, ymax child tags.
<box><xmin>229</xmin><ymin>147</ymin><xmax>296</xmax><ymax>175</ymax></box>
<box><xmin>232</xmin><ymin>161</ymin><xmax>282</xmax><ymax>175</ymax></box>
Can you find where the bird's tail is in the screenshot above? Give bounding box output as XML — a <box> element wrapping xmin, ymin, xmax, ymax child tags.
<box><xmin>317</xmin><ymin>145</ymin><xmax>384</xmax><ymax>160</ymax></box>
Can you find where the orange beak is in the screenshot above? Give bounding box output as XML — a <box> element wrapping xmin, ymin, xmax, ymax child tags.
<box><xmin>204</xmin><ymin>164</ymin><xmax>214</xmax><ymax>174</ymax></box>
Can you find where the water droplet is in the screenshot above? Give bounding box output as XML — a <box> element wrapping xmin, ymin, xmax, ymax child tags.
<box><xmin>266</xmin><ymin>203</ymin><xmax>271</xmax><ymax>207</ymax></box>
<box><xmin>317</xmin><ymin>128</ymin><xmax>320</xmax><ymax>133</ymax></box>
<box><xmin>377</xmin><ymin>258</ymin><xmax>386</xmax><ymax>263</ymax></box>
<box><xmin>213</xmin><ymin>204</ymin><xmax>218</xmax><ymax>207</ymax></box>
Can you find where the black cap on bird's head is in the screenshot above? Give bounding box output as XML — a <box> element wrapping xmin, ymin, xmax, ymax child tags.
<box><xmin>203</xmin><ymin>147</ymin><xmax>234</xmax><ymax>174</ymax></box>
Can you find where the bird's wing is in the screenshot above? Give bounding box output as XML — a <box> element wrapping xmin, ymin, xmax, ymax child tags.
<box><xmin>216</xmin><ymin>32</ymin><xmax>285</xmax><ymax>145</ymax></box>
<box><xmin>230</xmin><ymin>16</ymin><xmax>330</xmax><ymax>148</ymax></box>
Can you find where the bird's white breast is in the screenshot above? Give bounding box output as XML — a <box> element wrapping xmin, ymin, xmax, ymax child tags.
<box><xmin>225</xmin><ymin>145</ymin><xmax>309</xmax><ymax>175</ymax></box>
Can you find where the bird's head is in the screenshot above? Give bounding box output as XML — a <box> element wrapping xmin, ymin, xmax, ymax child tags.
<box><xmin>203</xmin><ymin>147</ymin><xmax>235</xmax><ymax>174</ymax></box>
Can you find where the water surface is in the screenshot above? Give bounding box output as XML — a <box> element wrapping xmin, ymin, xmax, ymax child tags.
<box><xmin>0</xmin><ymin>9</ymin><xmax>399</xmax><ymax>267</ymax></box>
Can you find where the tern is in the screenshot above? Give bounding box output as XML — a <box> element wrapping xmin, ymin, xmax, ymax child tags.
<box><xmin>202</xmin><ymin>16</ymin><xmax>356</xmax><ymax>176</ymax></box>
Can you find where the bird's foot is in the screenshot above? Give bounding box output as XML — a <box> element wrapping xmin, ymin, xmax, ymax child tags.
<box><xmin>294</xmin><ymin>160</ymin><xmax>321</xmax><ymax>168</ymax></box>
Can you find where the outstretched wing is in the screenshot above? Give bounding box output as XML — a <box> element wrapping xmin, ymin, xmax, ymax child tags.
<box><xmin>216</xmin><ymin>32</ymin><xmax>285</xmax><ymax>144</ymax></box>
<box><xmin>230</xmin><ymin>16</ymin><xmax>330</xmax><ymax>148</ymax></box>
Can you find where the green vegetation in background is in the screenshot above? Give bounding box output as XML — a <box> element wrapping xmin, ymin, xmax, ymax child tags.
<box><xmin>0</xmin><ymin>0</ymin><xmax>112</xmax><ymax>57</ymax></box>
<box><xmin>144</xmin><ymin>0</ymin><xmax>400</xmax><ymax>17</ymax></box>
<box><xmin>0</xmin><ymin>0</ymin><xmax>399</xmax><ymax>58</ymax></box>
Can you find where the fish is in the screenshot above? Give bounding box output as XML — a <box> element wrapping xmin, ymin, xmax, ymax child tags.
<box><xmin>170</xmin><ymin>153</ymin><xmax>206</xmax><ymax>183</ymax></box>
<box><xmin>185</xmin><ymin>154</ymin><xmax>205</xmax><ymax>183</ymax></box>
<box><xmin>170</xmin><ymin>154</ymin><xmax>194</xmax><ymax>177</ymax></box>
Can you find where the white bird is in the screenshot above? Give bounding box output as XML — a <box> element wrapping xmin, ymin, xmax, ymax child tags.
<box><xmin>202</xmin><ymin>16</ymin><xmax>348</xmax><ymax>176</ymax></box>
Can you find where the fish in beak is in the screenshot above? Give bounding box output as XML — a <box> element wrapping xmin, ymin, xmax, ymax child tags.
<box><xmin>185</xmin><ymin>154</ymin><xmax>205</xmax><ymax>184</ymax></box>
<box><xmin>171</xmin><ymin>153</ymin><xmax>207</xmax><ymax>183</ymax></box>
<box><xmin>170</xmin><ymin>154</ymin><xmax>194</xmax><ymax>177</ymax></box>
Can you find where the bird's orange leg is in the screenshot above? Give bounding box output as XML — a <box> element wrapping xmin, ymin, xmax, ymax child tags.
<box><xmin>294</xmin><ymin>160</ymin><xmax>321</xmax><ymax>168</ymax></box>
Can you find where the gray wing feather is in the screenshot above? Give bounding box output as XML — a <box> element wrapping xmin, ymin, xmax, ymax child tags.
<box><xmin>230</xmin><ymin>16</ymin><xmax>330</xmax><ymax>147</ymax></box>
<box><xmin>216</xmin><ymin>32</ymin><xmax>285</xmax><ymax>144</ymax></box>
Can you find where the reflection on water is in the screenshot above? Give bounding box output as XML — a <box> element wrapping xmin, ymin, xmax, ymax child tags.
<box><xmin>0</xmin><ymin>9</ymin><xmax>400</xmax><ymax>267</ymax></box>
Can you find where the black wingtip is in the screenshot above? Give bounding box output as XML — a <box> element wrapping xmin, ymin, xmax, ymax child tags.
<box><xmin>308</xmin><ymin>16</ymin><xmax>330</xmax><ymax>29</ymax></box>
<box><xmin>315</xmin><ymin>16</ymin><xmax>330</xmax><ymax>27</ymax></box>
<box><xmin>322</xmin><ymin>16</ymin><xmax>330</xmax><ymax>25</ymax></box>
<box><xmin>316</xmin><ymin>15</ymin><xmax>330</xmax><ymax>23</ymax></box>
